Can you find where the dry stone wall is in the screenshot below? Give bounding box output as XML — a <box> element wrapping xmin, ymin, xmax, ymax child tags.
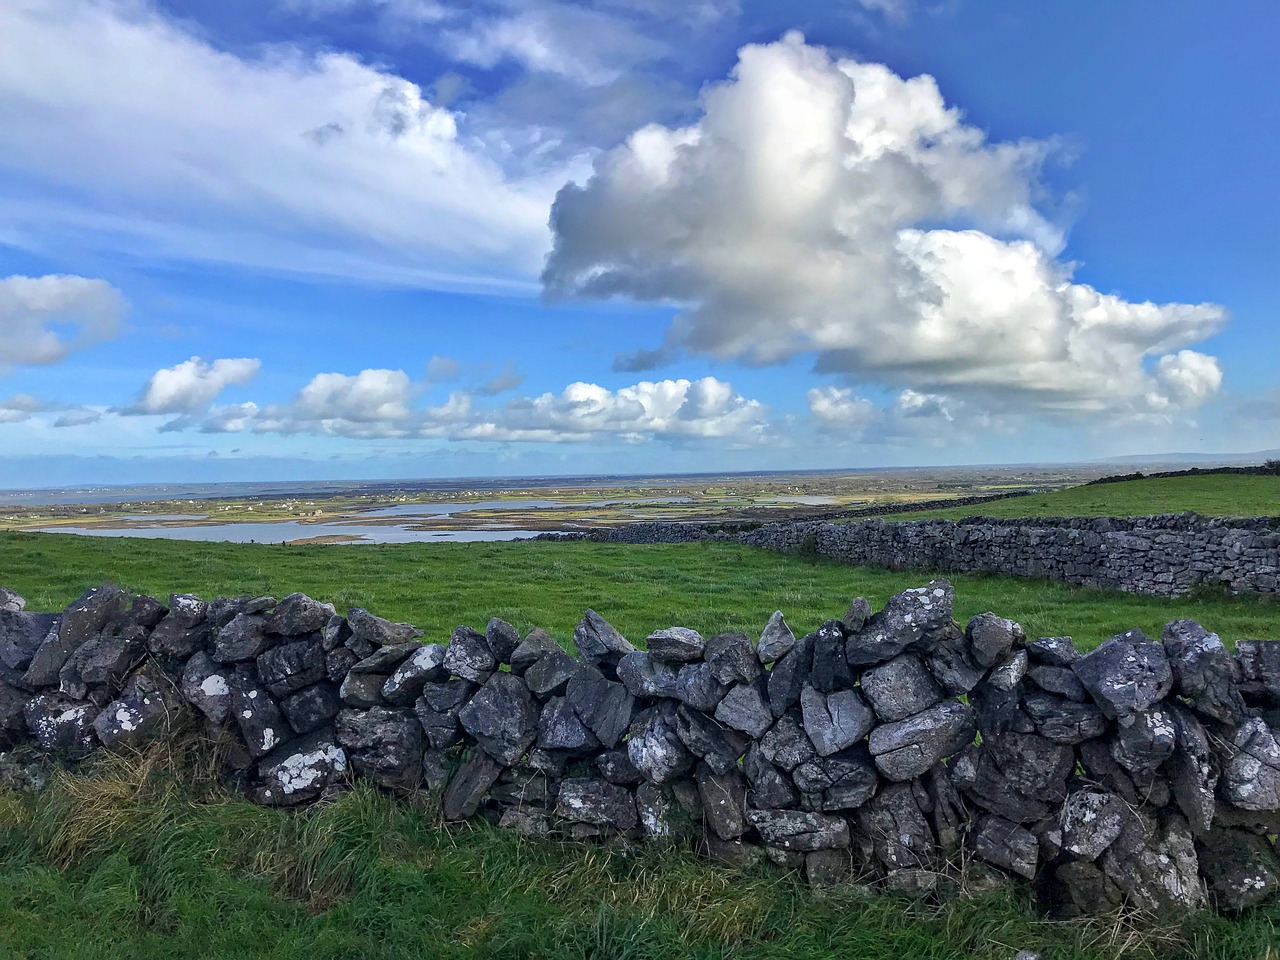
<box><xmin>543</xmin><ymin>514</ymin><xmax>1280</xmax><ymax>597</ymax></box>
<box><xmin>2</xmin><ymin>582</ymin><xmax>1280</xmax><ymax>916</ymax></box>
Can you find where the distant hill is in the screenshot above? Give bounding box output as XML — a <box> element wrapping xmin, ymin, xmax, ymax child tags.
<box><xmin>1087</xmin><ymin>449</ymin><xmax>1280</xmax><ymax>467</ymax></box>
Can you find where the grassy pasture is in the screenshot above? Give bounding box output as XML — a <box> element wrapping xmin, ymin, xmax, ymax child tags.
<box><xmin>1</xmin><ymin>530</ymin><xmax>1279</xmax><ymax>959</ymax></box>
<box><xmin>880</xmin><ymin>474</ymin><xmax>1280</xmax><ymax>521</ymax></box>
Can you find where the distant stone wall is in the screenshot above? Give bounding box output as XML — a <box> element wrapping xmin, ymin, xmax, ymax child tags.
<box><xmin>541</xmin><ymin>514</ymin><xmax>1280</xmax><ymax>597</ymax></box>
<box><xmin>3</xmin><ymin>582</ymin><xmax>1280</xmax><ymax>917</ymax></box>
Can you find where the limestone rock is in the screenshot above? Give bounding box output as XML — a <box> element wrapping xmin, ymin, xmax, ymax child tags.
<box><xmin>25</xmin><ymin>586</ymin><xmax>127</xmax><ymax>687</ymax></box>
<box><xmin>714</xmin><ymin>681</ymin><xmax>774</xmax><ymax>738</ymax></box>
<box><xmin>703</xmin><ymin>631</ymin><xmax>761</xmax><ymax>685</ymax></box>
<box><xmin>747</xmin><ymin>809</ymin><xmax>850</xmax><ymax>851</ymax></box>
<box><xmin>334</xmin><ymin>706</ymin><xmax>424</xmax><ymax>791</ymax></box>
<box><xmin>213</xmin><ymin>613</ymin><xmax>275</xmax><ymax>664</ymax></box>
<box><xmin>627</xmin><ymin>704</ymin><xmax>695</xmax><ymax>784</ymax></box>
<box><xmin>1221</xmin><ymin>718</ymin><xmax>1280</xmax><ymax>811</ymax></box>
<box><xmin>381</xmin><ymin>644</ymin><xmax>448</xmax><ymax>706</ymax></box>
<box><xmin>800</xmin><ymin>684</ymin><xmax>874</xmax><ymax>757</ymax></box>
<box><xmin>255</xmin><ymin>730</ymin><xmax>347</xmax><ymax>806</ymax></box>
<box><xmin>1060</xmin><ymin>790</ymin><xmax>1125</xmax><ymax>861</ymax></box>
<box><xmin>846</xmin><ymin>581</ymin><xmax>953</xmax><ymax>667</ymax></box>
<box><xmin>757</xmin><ymin>610</ymin><xmax>796</xmax><ymax>665</ymax></box>
<box><xmin>485</xmin><ymin>617</ymin><xmax>521</xmax><ymax>664</ymax></box>
<box><xmin>280</xmin><ymin>683</ymin><xmax>341</xmax><ymax>735</ymax></box>
<box><xmin>1163</xmin><ymin>619</ymin><xmax>1245</xmax><ymax>724</ymax></box>
<box><xmin>974</xmin><ymin>815</ymin><xmax>1038</xmax><ymax>880</ymax></box>
<box><xmin>346</xmin><ymin>608</ymin><xmax>422</xmax><ymax>649</ymax></box>
<box><xmin>231</xmin><ymin>679</ymin><xmax>290</xmax><ymax>758</ymax></box>
<box><xmin>868</xmin><ymin>700</ymin><xmax>975</xmax><ymax>781</ymax></box>
<box><xmin>459</xmin><ymin>672</ymin><xmax>538</xmax><ymax>765</ymax></box>
<box><xmin>861</xmin><ymin>654</ymin><xmax>944</xmax><ymax>723</ymax></box>
<box><xmin>257</xmin><ymin>639</ymin><xmax>326</xmax><ymax>698</ymax></box>
<box><xmin>1197</xmin><ymin>826</ymin><xmax>1280</xmax><ymax>911</ymax></box>
<box><xmin>179</xmin><ymin>652</ymin><xmax>233</xmax><ymax>725</ymax></box>
<box><xmin>265</xmin><ymin>593</ymin><xmax>335</xmax><ymax>637</ymax></box>
<box><xmin>24</xmin><ymin>692</ymin><xmax>98</xmax><ymax>754</ymax></box>
<box><xmin>967</xmin><ymin>613</ymin><xmax>1025</xmax><ymax>669</ymax></box>
<box><xmin>565</xmin><ymin>668</ymin><xmax>634</xmax><ymax>748</ymax></box>
<box><xmin>444</xmin><ymin>626</ymin><xmax>496</xmax><ymax>684</ymax></box>
<box><xmin>645</xmin><ymin>626</ymin><xmax>705</xmax><ymax>663</ymax></box>
<box><xmin>696</xmin><ymin>764</ymin><xmax>748</xmax><ymax>840</ymax></box>
<box><xmin>555</xmin><ymin>777</ymin><xmax>637</xmax><ymax>831</ymax></box>
<box><xmin>442</xmin><ymin>749</ymin><xmax>503</xmax><ymax>819</ymax></box>
<box><xmin>526</xmin><ymin>648</ymin><xmax>587</xmax><ymax>698</ymax></box>
<box><xmin>572</xmin><ymin>610</ymin><xmax>635</xmax><ymax>668</ymax></box>
<box><xmin>1072</xmin><ymin>631</ymin><xmax>1173</xmax><ymax>721</ymax></box>
<box><xmin>508</xmin><ymin>628</ymin><xmax>560</xmax><ymax>675</ymax></box>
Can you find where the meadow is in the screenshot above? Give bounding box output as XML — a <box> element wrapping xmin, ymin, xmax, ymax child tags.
<box><xmin>1</xmin><ymin>512</ymin><xmax>1279</xmax><ymax>959</ymax></box>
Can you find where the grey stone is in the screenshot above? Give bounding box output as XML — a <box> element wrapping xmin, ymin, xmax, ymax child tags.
<box><xmin>321</xmin><ymin>614</ymin><xmax>351</xmax><ymax>651</ymax></box>
<box><xmin>627</xmin><ymin>704</ymin><xmax>695</xmax><ymax>784</ymax></box>
<box><xmin>967</xmin><ymin>612</ymin><xmax>1025</xmax><ymax>669</ymax></box>
<box><xmin>93</xmin><ymin>672</ymin><xmax>174</xmax><ymax>750</ymax></box>
<box><xmin>0</xmin><ymin>610</ymin><xmax>59</xmax><ymax>671</ymax></box>
<box><xmin>922</xmin><ymin>624</ymin><xmax>985</xmax><ymax>695</ymax></box>
<box><xmin>255</xmin><ymin>731</ymin><xmax>347</xmax><ymax>806</ymax></box>
<box><xmin>349</xmin><ymin>642</ymin><xmax>422</xmax><ymax>676</ymax></box>
<box><xmin>744</xmin><ymin>743</ymin><xmax>800</xmax><ymax>809</ymax></box>
<box><xmin>25</xmin><ymin>586</ymin><xmax>127</xmax><ymax>687</ymax></box>
<box><xmin>800</xmin><ymin>684</ymin><xmax>874</xmax><ymax>757</ymax></box>
<box><xmin>418</xmin><ymin>678</ymin><xmax>474</xmax><ymax>713</ymax></box>
<box><xmin>1198</xmin><ymin>827</ymin><xmax>1280</xmax><ymax>911</ymax></box>
<box><xmin>213</xmin><ymin>613</ymin><xmax>275</xmax><ymax>664</ymax></box>
<box><xmin>147</xmin><ymin>595</ymin><xmax>211</xmax><ymax>658</ymax></box>
<box><xmin>615</xmin><ymin>650</ymin><xmax>678</xmax><ymax>699</ymax></box>
<box><xmin>508</xmin><ymin>628</ymin><xmax>560</xmax><ymax>674</ymax></box>
<box><xmin>257</xmin><ymin>639</ymin><xmax>325</xmax><ymax>698</ymax></box>
<box><xmin>230</xmin><ymin>679</ymin><xmax>290</xmax><ymax>758</ymax></box>
<box><xmin>704</xmin><ymin>632</ymin><xmax>761</xmax><ymax>685</ymax></box>
<box><xmin>1021</xmin><ymin>690</ymin><xmax>1108</xmax><ymax>744</ymax></box>
<box><xmin>673</xmin><ymin>704</ymin><xmax>750</xmax><ymax>775</ymax></box>
<box><xmin>1099</xmin><ymin>810</ymin><xmax>1205</xmax><ymax>914</ymax></box>
<box><xmin>499</xmin><ymin>806</ymin><xmax>550</xmax><ymax>837</ymax></box>
<box><xmin>179</xmin><ymin>652</ymin><xmax>233</xmax><ymax>725</ymax></box>
<box><xmin>1072</xmin><ymin>631</ymin><xmax>1173</xmax><ymax>721</ymax></box>
<box><xmin>801</xmin><ymin>749</ymin><xmax>878</xmax><ymax>811</ymax></box>
<box><xmin>280</xmin><ymin>683</ymin><xmax>341</xmax><ymax>735</ymax></box>
<box><xmin>846</xmin><ymin>581</ymin><xmax>954</xmax><ymax>667</ymax></box>
<box><xmin>525</xmin><ymin>648</ymin><xmax>586</xmax><ymax>698</ymax></box>
<box><xmin>1027</xmin><ymin>636</ymin><xmax>1079</xmax><ymax>667</ymax></box>
<box><xmin>421</xmin><ymin>748</ymin><xmax>451</xmax><ymax>792</ymax></box>
<box><xmin>325</xmin><ymin>647</ymin><xmax>359</xmax><ymax>684</ymax></box>
<box><xmin>1221</xmin><ymin>718</ymin><xmax>1280</xmax><ymax>811</ymax></box>
<box><xmin>842</xmin><ymin>597</ymin><xmax>872</xmax><ymax>633</ymax></box>
<box><xmin>381</xmin><ymin>644</ymin><xmax>448</xmax><ymax>705</ymax></box>
<box><xmin>414</xmin><ymin>698</ymin><xmax>463</xmax><ymax>751</ymax></box>
<box><xmin>1236</xmin><ymin>640</ymin><xmax>1280</xmax><ymax>704</ymax></box>
<box><xmin>0</xmin><ymin>679</ymin><xmax>28</xmax><ymax>736</ymax></box>
<box><xmin>856</xmin><ymin>782</ymin><xmax>933</xmax><ymax>870</ymax></box>
<box><xmin>537</xmin><ymin>695</ymin><xmax>598</xmax><ymax>751</ymax></box>
<box><xmin>60</xmin><ymin>624</ymin><xmax>147</xmax><ymax>698</ymax></box>
<box><xmin>645</xmin><ymin>626</ymin><xmax>705</xmax><ymax>663</ymax></box>
<box><xmin>444</xmin><ymin>626</ymin><xmax>496</xmax><ymax>684</ymax></box>
<box><xmin>760</xmin><ymin>712</ymin><xmax>817</xmax><ymax>771</ymax></box>
<box><xmin>747</xmin><ymin>809</ymin><xmax>850</xmax><ymax>851</ymax></box>
<box><xmin>861</xmin><ymin>654</ymin><xmax>944</xmax><ymax>722</ymax></box>
<box><xmin>757</xmin><ymin>610</ymin><xmax>796</xmax><ymax>665</ymax></box>
<box><xmin>346</xmin><ymin>607</ymin><xmax>422</xmax><ymax>648</ymax></box>
<box><xmin>572</xmin><ymin>610</ymin><xmax>635</xmax><ymax>667</ymax></box>
<box><xmin>767</xmin><ymin>635</ymin><xmax>811</xmax><ymax>717</ymax></box>
<box><xmin>807</xmin><ymin>621</ymin><xmax>852</xmax><ymax>694</ymax></box>
<box><xmin>1026</xmin><ymin>665</ymin><xmax>1088</xmax><ymax>701</ymax></box>
<box><xmin>674</xmin><ymin>661</ymin><xmax>728</xmax><ymax>712</ymax></box>
<box><xmin>565</xmin><ymin>668</ymin><xmax>634</xmax><ymax>748</ymax></box>
<box><xmin>1163</xmin><ymin>619</ymin><xmax>1245</xmax><ymax>724</ymax></box>
<box><xmin>334</xmin><ymin>706</ymin><xmax>424</xmax><ymax>790</ymax></box>
<box><xmin>635</xmin><ymin>781</ymin><xmax>679</xmax><ymax>841</ymax></box>
<box><xmin>714</xmin><ymin>681</ymin><xmax>774</xmax><ymax>738</ymax></box>
<box><xmin>485</xmin><ymin>617</ymin><xmax>521</xmax><ymax>664</ymax></box>
<box><xmin>1167</xmin><ymin>704</ymin><xmax>1217</xmax><ymax>836</ymax></box>
<box><xmin>1110</xmin><ymin>707</ymin><xmax>1177</xmax><ymax>779</ymax></box>
<box><xmin>987</xmin><ymin>649</ymin><xmax>1028</xmax><ymax>692</ymax></box>
<box><xmin>974</xmin><ymin>815</ymin><xmax>1038</xmax><ymax>880</ymax></box>
<box><xmin>265</xmin><ymin>593</ymin><xmax>335</xmax><ymax>637</ymax></box>
<box><xmin>696</xmin><ymin>764</ymin><xmax>749</xmax><ymax>839</ymax></box>
<box><xmin>459</xmin><ymin>672</ymin><xmax>538</xmax><ymax>765</ymax></box>
<box><xmin>442</xmin><ymin>749</ymin><xmax>503</xmax><ymax>819</ymax></box>
<box><xmin>24</xmin><ymin>693</ymin><xmax>98</xmax><ymax>754</ymax></box>
<box><xmin>0</xmin><ymin>587</ymin><xmax>25</xmax><ymax>613</ymax></box>
<box><xmin>1060</xmin><ymin>790</ymin><xmax>1125</xmax><ymax>861</ymax></box>
<box><xmin>339</xmin><ymin>671</ymin><xmax>389</xmax><ymax>708</ymax></box>
<box><xmin>595</xmin><ymin>747</ymin><xmax>643</xmax><ymax>785</ymax></box>
<box><xmin>556</xmin><ymin>777</ymin><xmax>637</xmax><ymax>831</ymax></box>
<box><xmin>868</xmin><ymin>700</ymin><xmax>975</xmax><ymax>781</ymax></box>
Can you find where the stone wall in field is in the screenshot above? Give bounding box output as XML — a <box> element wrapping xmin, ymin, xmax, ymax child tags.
<box><xmin>2</xmin><ymin>582</ymin><xmax>1280</xmax><ymax>917</ymax></box>
<box><xmin>542</xmin><ymin>514</ymin><xmax>1280</xmax><ymax>597</ymax></box>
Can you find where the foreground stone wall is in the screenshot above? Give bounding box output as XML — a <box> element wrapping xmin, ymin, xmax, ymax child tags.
<box><xmin>543</xmin><ymin>514</ymin><xmax>1280</xmax><ymax>597</ymax></box>
<box><xmin>2</xmin><ymin>582</ymin><xmax>1280</xmax><ymax>916</ymax></box>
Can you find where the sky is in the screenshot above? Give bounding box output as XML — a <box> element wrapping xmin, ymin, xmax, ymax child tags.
<box><xmin>1</xmin><ymin>0</ymin><xmax>1277</xmax><ymax>486</ymax></box>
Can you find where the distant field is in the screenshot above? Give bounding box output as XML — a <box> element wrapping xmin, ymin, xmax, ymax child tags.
<box><xmin>2</xmin><ymin>531</ymin><xmax>1276</xmax><ymax>654</ymax></box>
<box><xmin>879</xmin><ymin>474</ymin><xmax>1280</xmax><ymax>521</ymax></box>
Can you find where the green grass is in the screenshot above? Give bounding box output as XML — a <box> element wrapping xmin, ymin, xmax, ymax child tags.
<box><xmin>1</xmin><ymin>531</ymin><xmax>1279</xmax><ymax>959</ymax></box>
<box><xmin>1</xmin><ymin>531</ymin><xmax>1277</xmax><ymax>649</ymax></box>
<box><xmin>1</xmin><ymin>739</ymin><xmax>1277</xmax><ymax>960</ymax></box>
<box><xmin>880</xmin><ymin>474</ymin><xmax>1280</xmax><ymax>521</ymax></box>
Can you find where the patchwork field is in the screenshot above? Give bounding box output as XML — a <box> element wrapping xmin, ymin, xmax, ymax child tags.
<box><xmin>1</xmin><ymin>529</ymin><xmax>1279</xmax><ymax>959</ymax></box>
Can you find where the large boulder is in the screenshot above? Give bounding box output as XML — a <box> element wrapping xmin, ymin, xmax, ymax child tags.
<box><xmin>860</xmin><ymin>654</ymin><xmax>944</xmax><ymax>722</ymax></box>
<box><xmin>846</xmin><ymin>581</ymin><xmax>954</xmax><ymax>667</ymax></box>
<box><xmin>458</xmin><ymin>672</ymin><xmax>538</xmax><ymax>765</ymax></box>
<box><xmin>334</xmin><ymin>706</ymin><xmax>424</xmax><ymax>791</ymax></box>
<box><xmin>868</xmin><ymin>700</ymin><xmax>975</xmax><ymax>781</ymax></box>
<box><xmin>1072</xmin><ymin>631</ymin><xmax>1173</xmax><ymax>721</ymax></box>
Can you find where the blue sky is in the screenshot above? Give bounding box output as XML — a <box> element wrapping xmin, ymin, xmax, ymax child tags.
<box><xmin>1</xmin><ymin>0</ymin><xmax>1276</xmax><ymax>485</ymax></box>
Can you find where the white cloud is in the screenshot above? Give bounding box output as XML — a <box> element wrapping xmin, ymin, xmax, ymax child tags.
<box><xmin>0</xmin><ymin>394</ymin><xmax>46</xmax><ymax>424</ymax></box>
<box><xmin>123</xmin><ymin>357</ymin><xmax>262</xmax><ymax>416</ymax></box>
<box><xmin>0</xmin><ymin>0</ymin><xmax>581</xmax><ymax>288</ymax></box>
<box><xmin>543</xmin><ymin>34</ymin><xmax>1228</xmax><ymax>423</ymax></box>
<box><xmin>188</xmin><ymin>365</ymin><xmax>766</xmax><ymax>444</ymax></box>
<box><xmin>0</xmin><ymin>274</ymin><xmax>124</xmax><ymax>370</ymax></box>
<box><xmin>807</xmin><ymin>386</ymin><xmax>876</xmax><ymax>431</ymax></box>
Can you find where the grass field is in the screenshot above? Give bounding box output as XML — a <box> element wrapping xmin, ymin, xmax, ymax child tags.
<box><xmin>2</xmin><ymin>531</ymin><xmax>1279</xmax><ymax>959</ymax></box>
<box><xmin>880</xmin><ymin>474</ymin><xmax>1280</xmax><ymax>521</ymax></box>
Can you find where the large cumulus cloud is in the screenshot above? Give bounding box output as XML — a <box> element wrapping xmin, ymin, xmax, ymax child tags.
<box><xmin>542</xmin><ymin>33</ymin><xmax>1227</xmax><ymax>423</ymax></box>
